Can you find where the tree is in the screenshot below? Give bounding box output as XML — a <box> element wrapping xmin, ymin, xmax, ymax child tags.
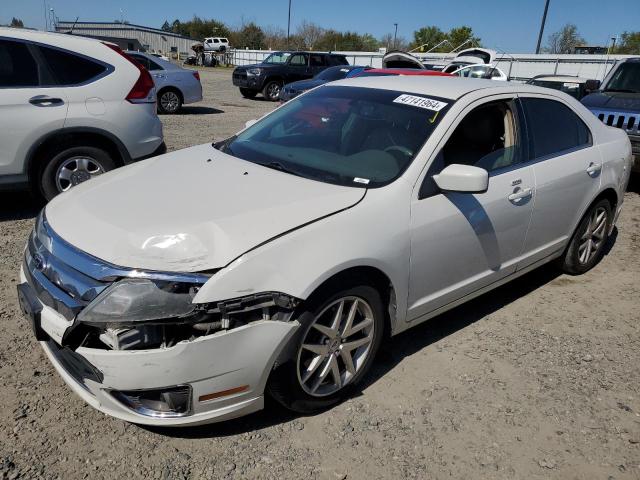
<box><xmin>170</xmin><ymin>16</ymin><xmax>230</xmax><ymax>40</ymax></box>
<box><xmin>411</xmin><ymin>26</ymin><xmax>447</xmax><ymax>52</ymax></box>
<box><xmin>448</xmin><ymin>26</ymin><xmax>481</xmax><ymax>51</ymax></box>
<box><xmin>161</xmin><ymin>20</ymin><xmax>172</xmax><ymax>32</ymax></box>
<box><xmin>546</xmin><ymin>24</ymin><xmax>584</xmax><ymax>54</ymax></box>
<box><xmin>297</xmin><ymin>21</ymin><xmax>324</xmax><ymax>50</ymax></box>
<box><xmin>10</xmin><ymin>17</ymin><xmax>24</xmax><ymax>28</ymax></box>
<box><xmin>613</xmin><ymin>31</ymin><xmax>640</xmax><ymax>55</ymax></box>
<box><xmin>232</xmin><ymin>22</ymin><xmax>265</xmax><ymax>50</ymax></box>
<box><xmin>263</xmin><ymin>25</ymin><xmax>288</xmax><ymax>50</ymax></box>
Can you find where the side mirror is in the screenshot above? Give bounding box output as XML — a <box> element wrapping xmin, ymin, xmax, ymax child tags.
<box><xmin>244</xmin><ymin>119</ymin><xmax>258</xmax><ymax>129</ymax></box>
<box><xmin>584</xmin><ymin>79</ymin><xmax>601</xmax><ymax>92</ymax></box>
<box><xmin>433</xmin><ymin>164</ymin><xmax>489</xmax><ymax>193</ymax></box>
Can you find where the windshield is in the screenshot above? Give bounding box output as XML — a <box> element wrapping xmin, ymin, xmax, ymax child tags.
<box><xmin>263</xmin><ymin>52</ymin><xmax>292</xmax><ymax>64</ymax></box>
<box><xmin>316</xmin><ymin>67</ymin><xmax>353</xmax><ymax>81</ymax></box>
<box><xmin>604</xmin><ymin>62</ymin><xmax>640</xmax><ymax>93</ymax></box>
<box><xmin>224</xmin><ymin>86</ymin><xmax>453</xmax><ymax>188</ymax></box>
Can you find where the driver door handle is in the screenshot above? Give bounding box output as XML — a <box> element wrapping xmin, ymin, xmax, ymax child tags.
<box><xmin>508</xmin><ymin>187</ymin><xmax>533</xmax><ymax>203</ymax></box>
<box><xmin>29</xmin><ymin>95</ymin><xmax>64</xmax><ymax>107</ymax></box>
<box><xmin>586</xmin><ymin>162</ymin><xmax>602</xmax><ymax>177</ymax></box>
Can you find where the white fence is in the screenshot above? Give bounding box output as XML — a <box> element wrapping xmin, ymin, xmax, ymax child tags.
<box><xmin>229</xmin><ymin>49</ymin><xmax>635</xmax><ymax>81</ymax></box>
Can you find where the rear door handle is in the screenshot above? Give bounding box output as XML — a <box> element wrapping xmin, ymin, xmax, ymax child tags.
<box><xmin>508</xmin><ymin>187</ymin><xmax>533</xmax><ymax>203</ymax></box>
<box><xmin>586</xmin><ymin>162</ymin><xmax>602</xmax><ymax>177</ymax></box>
<box><xmin>29</xmin><ymin>95</ymin><xmax>64</xmax><ymax>107</ymax></box>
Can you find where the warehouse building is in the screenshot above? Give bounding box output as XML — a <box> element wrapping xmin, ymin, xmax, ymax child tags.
<box><xmin>55</xmin><ymin>21</ymin><xmax>199</xmax><ymax>57</ymax></box>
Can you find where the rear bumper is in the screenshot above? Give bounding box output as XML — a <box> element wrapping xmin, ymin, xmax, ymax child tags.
<box><xmin>130</xmin><ymin>141</ymin><xmax>166</xmax><ymax>163</ymax></box>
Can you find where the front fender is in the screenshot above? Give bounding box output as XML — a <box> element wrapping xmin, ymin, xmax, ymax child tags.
<box><xmin>193</xmin><ymin>188</ymin><xmax>411</xmax><ymax>329</ymax></box>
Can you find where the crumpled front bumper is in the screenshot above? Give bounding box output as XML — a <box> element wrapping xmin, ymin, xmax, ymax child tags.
<box><xmin>20</xmin><ymin>268</ymin><xmax>299</xmax><ymax>426</ymax></box>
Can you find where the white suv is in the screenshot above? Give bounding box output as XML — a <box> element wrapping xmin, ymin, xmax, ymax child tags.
<box><xmin>203</xmin><ymin>37</ymin><xmax>230</xmax><ymax>52</ymax></box>
<box><xmin>0</xmin><ymin>28</ymin><xmax>165</xmax><ymax>200</ymax></box>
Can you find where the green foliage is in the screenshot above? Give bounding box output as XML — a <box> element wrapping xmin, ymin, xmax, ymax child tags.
<box><xmin>231</xmin><ymin>22</ymin><xmax>266</xmax><ymax>50</ymax></box>
<box><xmin>161</xmin><ymin>20</ymin><xmax>172</xmax><ymax>32</ymax></box>
<box><xmin>409</xmin><ymin>25</ymin><xmax>481</xmax><ymax>52</ymax></box>
<box><xmin>170</xmin><ymin>16</ymin><xmax>231</xmax><ymax>40</ymax></box>
<box><xmin>613</xmin><ymin>31</ymin><xmax>640</xmax><ymax>55</ymax></box>
<box><xmin>546</xmin><ymin>24</ymin><xmax>584</xmax><ymax>54</ymax></box>
<box><xmin>10</xmin><ymin>17</ymin><xmax>24</xmax><ymax>28</ymax></box>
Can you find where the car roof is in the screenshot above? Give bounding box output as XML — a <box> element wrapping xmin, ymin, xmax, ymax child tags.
<box><xmin>126</xmin><ymin>50</ymin><xmax>179</xmax><ymax>69</ymax></box>
<box><xmin>364</xmin><ymin>68</ymin><xmax>453</xmax><ymax>76</ymax></box>
<box><xmin>330</xmin><ymin>75</ymin><xmax>548</xmax><ymax>100</ymax></box>
<box><xmin>0</xmin><ymin>27</ymin><xmax>102</xmax><ymax>47</ymax></box>
<box><xmin>528</xmin><ymin>74</ymin><xmax>590</xmax><ymax>83</ymax></box>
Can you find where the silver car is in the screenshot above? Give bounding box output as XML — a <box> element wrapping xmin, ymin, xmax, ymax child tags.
<box><xmin>127</xmin><ymin>51</ymin><xmax>203</xmax><ymax>114</ymax></box>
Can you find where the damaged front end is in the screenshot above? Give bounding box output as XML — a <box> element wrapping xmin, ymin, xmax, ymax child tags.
<box><xmin>19</xmin><ymin>212</ymin><xmax>301</xmax><ymax>425</ymax></box>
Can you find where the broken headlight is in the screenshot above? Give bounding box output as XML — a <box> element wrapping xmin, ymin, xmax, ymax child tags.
<box><xmin>76</xmin><ymin>279</ymin><xmax>200</xmax><ymax>327</ymax></box>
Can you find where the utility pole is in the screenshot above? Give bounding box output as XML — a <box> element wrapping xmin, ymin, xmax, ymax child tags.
<box><xmin>535</xmin><ymin>0</ymin><xmax>550</xmax><ymax>54</ymax></box>
<box><xmin>287</xmin><ymin>0</ymin><xmax>292</xmax><ymax>48</ymax></box>
<box><xmin>393</xmin><ymin>23</ymin><xmax>398</xmax><ymax>49</ymax></box>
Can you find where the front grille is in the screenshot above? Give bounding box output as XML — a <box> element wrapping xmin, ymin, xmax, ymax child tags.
<box><xmin>233</xmin><ymin>71</ymin><xmax>247</xmax><ymax>80</ymax></box>
<box><xmin>591</xmin><ymin>109</ymin><xmax>640</xmax><ymax>135</ymax></box>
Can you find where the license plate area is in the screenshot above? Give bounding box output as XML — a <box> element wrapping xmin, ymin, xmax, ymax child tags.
<box><xmin>17</xmin><ymin>283</ymin><xmax>47</xmax><ymax>341</ymax></box>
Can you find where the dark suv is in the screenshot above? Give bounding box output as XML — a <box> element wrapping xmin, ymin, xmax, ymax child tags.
<box><xmin>232</xmin><ymin>51</ymin><xmax>349</xmax><ymax>101</ymax></box>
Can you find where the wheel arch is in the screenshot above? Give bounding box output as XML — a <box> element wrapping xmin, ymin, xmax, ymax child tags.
<box><xmin>26</xmin><ymin>127</ymin><xmax>129</xmax><ymax>188</ymax></box>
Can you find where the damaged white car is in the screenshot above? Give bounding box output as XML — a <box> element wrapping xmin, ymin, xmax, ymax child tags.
<box><xmin>18</xmin><ymin>76</ymin><xmax>632</xmax><ymax>426</ymax></box>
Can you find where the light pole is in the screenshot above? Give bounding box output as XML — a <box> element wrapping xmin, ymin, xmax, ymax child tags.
<box><xmin>535</xmin><ymin>0</ymin><xmax>550</xmax><ymax>54</ymax></box>
<box><xmin>393</xmin><ymin>23</ymin><xmax>398</xmax><ymax>49</ymax></box>
<box><xmin>287</xmin><ymin>0</ymin><xmax>292</xmax><ymax>48</ymax></box>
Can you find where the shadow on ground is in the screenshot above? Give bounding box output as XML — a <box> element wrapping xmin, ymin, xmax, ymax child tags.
<box><xmin>177</xmin><ymin>106</ymin><xmax>224</xmax><ymax>115</ymax></box>
<box><xmin>0</xmin><ymin>190</ymin><xmax>42</xmax><ymax>222</ymax></box>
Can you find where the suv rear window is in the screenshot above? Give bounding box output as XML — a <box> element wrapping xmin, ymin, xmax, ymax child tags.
<box><xmin>0</xmin><ymin>39</ymin><xmax>39</xmax><ymax>87</ymax></box>
<box><xmin>328</xmin><ymin>55</ymin><xmax>349</xmax><ymax>66</ymax></box>
<box><xmin>38</xmin><ymin>45</ymin><xmax>107</xmax><ymax>86</ymax></box>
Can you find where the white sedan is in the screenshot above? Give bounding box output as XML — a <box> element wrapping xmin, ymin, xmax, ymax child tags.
<box><xmin>18</xmin><ymin>76</ymin><xmax>632</xmax><ymax>426</ymax></box>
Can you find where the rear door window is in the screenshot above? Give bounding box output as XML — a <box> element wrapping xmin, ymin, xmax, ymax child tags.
<box><xmin>289</xmin><ymin>54</ymin><xmax>308</xmax><ymax>66</ymax></box>
<box><xmin>38</xmin><ymin>45</ymin><xmax>107</xmax><ymax>86</ymax></box>
<box><xmin>0</xmin><ymin>39</ymin><xmax>39</xmax><ymax>87</ymax></box>
<box><xmin>310</xmin><ymin>55</ymin><xmax>325</xmax><ymax>67</ymax></box>
<box><xmin>521</xmin><ymin>97</ymin><xmax>591</xmax><ymax>160</ymax></box>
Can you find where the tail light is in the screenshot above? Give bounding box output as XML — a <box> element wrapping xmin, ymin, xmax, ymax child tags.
<box><xmin>102</xmin><ymin>43</ymin><xmax>155</xmax><ymax>103</ymax></box>
<box><xmin>193</xmin><ymin>71</ymin><xmax>200</xmax><ymax>82</ymax></box>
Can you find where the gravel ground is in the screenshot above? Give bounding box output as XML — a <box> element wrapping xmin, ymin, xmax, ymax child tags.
<box><xmin>1</xmin><ymin>68</ymin><xmax>640</xmax><ymax>480</ymax></box>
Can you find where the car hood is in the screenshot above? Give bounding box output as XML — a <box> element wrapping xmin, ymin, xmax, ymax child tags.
<box><xmin>285</xmin><ymin>79</ymin><xmax>325</xmax><ymax>91</ymax></box>
<box><xmin>45</xmin><ymin>144</ymin><xmax>365</xmax><ymax>273</ymax></box>
<box><xmin>581</xmin><ymin>91</ymin><xmax>640</xmax><ymax>112</ymax></box>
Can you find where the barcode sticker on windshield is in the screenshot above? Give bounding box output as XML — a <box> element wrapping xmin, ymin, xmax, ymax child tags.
<box><xmin>393</xmin><ymin>94</ymin><xmax>448</xmax><ymax>112</ymax></box>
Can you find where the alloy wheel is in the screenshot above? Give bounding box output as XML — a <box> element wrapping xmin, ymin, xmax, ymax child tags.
<box><xmin>160</xmin><ymin>91</ymin><xmax>180</xmax><ymax>112</ymax></box>
<box><xmin>267</xmin><ymin>83</ymin><xmax>281</xmax><ymax>100</ymax></box>
<box><xmin>55</xmin><ymin>157</ymin><xmax>105</xmax><ymax>192</ymax></box>
<box><xmin>578</xmin><ymin>206</ymin><xmax>608</xmax><ymax>264</ymax></box>
<box><xmin>296</xmin><ymin>296</ymin><xmax>375</xmax><ymax>397</ymax></box>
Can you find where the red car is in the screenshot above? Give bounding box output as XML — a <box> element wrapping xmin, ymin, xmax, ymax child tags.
<box><xmin>351</xmin><ymin>68</ymin><xmax>454</xmax><ymax>78</ymax></box>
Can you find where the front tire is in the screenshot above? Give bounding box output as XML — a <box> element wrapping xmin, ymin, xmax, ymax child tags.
<box><xmin>268</xmin><ymin>280</ymin><xmax>385</xmax><ymax>414</ymax></box>
<box><xmin>262</xmin><ymin>80</ymin><xmax>282</xmax><ymax>101</ymax></box>
<box><xmin>239</xmin><ymin>88</ymin><xmax>258</xmax><ymax>98</ymax></box>
<box><xmin>40</xmin><ymin>146</ymin><xmax>116</xmax><ymax>201</ymax></box>
<box><xmin>158</xmin><ymin>89</ymin><xmax>182</xmax><ymax>114</ymax></box>
<box><xmin>559</xmin><ymin>199</ymin><xmax>612</xmax><ymax>274</ymax></box>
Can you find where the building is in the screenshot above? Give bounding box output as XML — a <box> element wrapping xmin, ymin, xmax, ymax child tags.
<box><xmin>55</xmin><ymin>21</ymin><xmax>199</xmax><ymax>57</ymax></box>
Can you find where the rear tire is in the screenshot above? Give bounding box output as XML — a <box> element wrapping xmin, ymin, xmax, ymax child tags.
<box><xmin>40</xmin><ymin>146</ymin><xmax>116</xmax><ymax>201</ymax></box>
<box><xmin>158</xmin><ymin>89</ymin><xmax>182</xmax><ymax>114</ymax></box>
<box><xmin>239</xmin><ymin>88</ymin><xmax>258</xmax><ymax>98</ymax></box>
<box><xmin>268</xmin><ymin>279</ymin><xmax>385</xmax><ymax>414</ymax></box>
<box><xmin>262</xmin><ymin>80</ymin><xmax>282</xmax><ymax>101</ymax></box>
<box><xmin>559</xmin><ymin>199</ymin><xmax>612</xmax><ymax>274</ymax></box>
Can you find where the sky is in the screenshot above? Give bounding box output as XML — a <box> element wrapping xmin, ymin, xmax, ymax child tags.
<box><xmin>2</xmin><ymin>0</ymin><xmax>639</xmax><ymax>53</ymax></box>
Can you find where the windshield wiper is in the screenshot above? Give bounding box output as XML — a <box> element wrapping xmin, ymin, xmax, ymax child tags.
<box><xmin>260</xmin><ymin>161</ymin><xmax>302</xmax><ymax>177</ymax></box>
<box><xmin>603</xmin><ymin>88</ymin><xmax>639</xmax><ymax>93</ymax></box>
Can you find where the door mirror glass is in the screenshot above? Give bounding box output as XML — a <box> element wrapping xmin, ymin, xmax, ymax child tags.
<box><xmin>433</xmin><ymin>164</ymin><xmax>488</xmax><ymax>193</ymax></box>
<box><xmin>584</xmin><ymin>79</ymin><xmax>600</xmax><ymax>92</ymax></box>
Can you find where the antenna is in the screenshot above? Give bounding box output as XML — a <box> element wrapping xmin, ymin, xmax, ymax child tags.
<box><xmin>69</xmin><ymin>16</ymin><xmax>79</xmax><ymax>34</ymax></box>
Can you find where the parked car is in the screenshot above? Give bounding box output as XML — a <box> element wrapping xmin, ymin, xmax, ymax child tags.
<box><xmin>450</xmin><ymin>64</ymin><xmax>508</xmax><ymax>81</ymax></box>
<box><xmin>278</xmin><ymin>65</ymin><xmax>367</xmax><ymax>102</ymax></box>
<box><xmin>0</xmin><ymin>28</ymin><xmax>164</xmax><ymax>200</ymax></box>
<box><xmin>149</xmin><ymin>52</ymin><xmax>170</xmax><ymax>61</ymax></box>
<box><xmin>581</xmin><ymin>57</ymin><xmax>640</xmax><ymax>172</ymax></box>
<box><xmin>381</xmin><ymin>48</ymin><xmax>496</xmax><ymax>72</ymax></box>
<box><xmin>232</xmin><ymin>51</ymin><xmax>349</xmax><ymax>101</ymax></box>
<box><xmin>18</xmin><ymin>76</ymin><xmax>631</xmax><ymax>426</ymax></box>
<box><xmin>203</xmin><ymin>37</ymin><xmax>230</xmax><ymax>52</ymax></box>
<box><xmin>126</xmin><ymin>51</ymin><xmax>203</xmax><ymax>114</ymax></box>
<box><xmin>353</xmin><ymin>68</ymin><xmax>454</xmax><ymax>78</ymax></box>
<box><xmin>526</xmin><ymin>74</ymin><xmax>598</xmax><ymax>100</ymax></box>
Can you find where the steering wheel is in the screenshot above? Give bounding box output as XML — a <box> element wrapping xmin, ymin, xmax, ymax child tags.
<box><xmin>384</xmin><ymin>145</ymin><xmax>413</xmax><ymax>158</ymax></box>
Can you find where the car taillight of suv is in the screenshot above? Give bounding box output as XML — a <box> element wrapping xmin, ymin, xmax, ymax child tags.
<box><xmin>103</xmin><ymin>43</ymin><xmax>155</xmax><ymax>103</ymax></box>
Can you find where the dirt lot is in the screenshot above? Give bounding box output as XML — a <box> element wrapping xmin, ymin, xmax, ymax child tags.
<box><xmin>1</xmin><ymin>68</ymin><xmax>640</xmax><ymax>480</ymax></box>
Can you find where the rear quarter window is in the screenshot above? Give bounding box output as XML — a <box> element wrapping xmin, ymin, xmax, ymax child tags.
<box><xmin>521</xmin><ymin>97</ymin><xmax>592</xmax><ymax>160</ymax></box>
<box><xmin>38</xmin><ymin>45</ymin><xmax>107</xmax><ymax>86</ymax></box>
<box><xmin>0</xmin><ymin>38</ymin><xmax>39</xmax><ymax>87</ymax></box>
